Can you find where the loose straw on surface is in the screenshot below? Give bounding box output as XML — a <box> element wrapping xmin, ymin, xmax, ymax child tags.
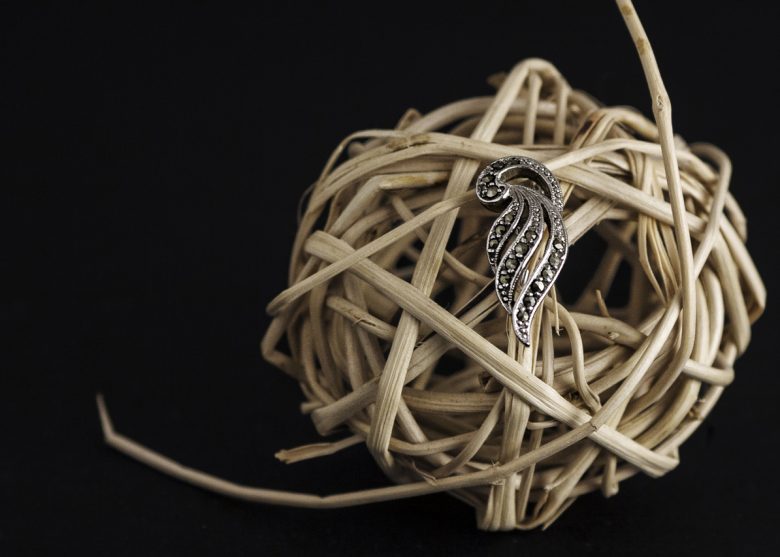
<box><xmin>100</xmin><ymin>0</ymin><xmax>765</xmax><ymax>530</ymax></box>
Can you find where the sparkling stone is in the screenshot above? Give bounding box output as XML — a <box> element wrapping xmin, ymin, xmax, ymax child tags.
<box><xmin>520</xmin><ymin>311</ymin><xmax>529</xmax><ymax>322</ymax></box>
<box><xmin>515</xmin><ymin>243</ymin><xmax>528</xmax><ymax>256</ymax></box>
<box><xmin>485</xmin><ymin>185</ymin><xmax>499</xmax><ymax>198</ymax></box>
<box><xmin>550</xmin><ymin>253</ymin><xmax>561</xmax><ymax>267</ymax></box>
<box><xmin>494</xmin><ymin>224</ymin><xmax>506</xmax><ymax>235</ymax></box>
<box><xmin>534</xmin><ymin>280</ymin><xmax>545</xmax><ymax>292</ymax></box>
<box><xmin>488</xmin><ymin>238</ymin><xmax>499</xmax><ymax>249</ymax></box>
<box><xmin>499</xmin><ymin>274</ymin><xmax>510</xmax><ymax>285</ymax></box>
<box><xmin>553</xmin><ymin>241</ymin><xmax>564</xmax><ymax>251</ymax></box>
<box><xmin>505</xmin><ymin>257</ymin><xmax>517</xmax><ymax>270</ymax></box>
<box><xmin>542</xmin><ymin>267</ymin><xmax>554</xmax><ymax>281</ymax></box>
<box><xmin>524</xmin><ymin>296</ymin><xmax>535</xmax><ymax>306</ymax></box>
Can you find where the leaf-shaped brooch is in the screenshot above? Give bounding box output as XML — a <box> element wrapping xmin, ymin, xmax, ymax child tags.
<box><xmin>475</xmin><ymin>156</ymin><xmax>568</xmax><ymax>346</ymax></box>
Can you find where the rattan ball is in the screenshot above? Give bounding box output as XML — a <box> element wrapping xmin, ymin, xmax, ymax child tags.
<box><xmin>94</xmin><ymin>3</ymin><xmax>765</xmax><ymax>532</ymax></box>
<box><xmin>261</xmin><ymin>54</ymin><xmax>764</xmax><ymax>530</ymax></box>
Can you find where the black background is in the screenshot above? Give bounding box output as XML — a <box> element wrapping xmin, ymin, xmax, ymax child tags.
<box><xmin>4</xmin><ymin>1</ymin><xmax>779</xmax><ymax>555</ymax></box>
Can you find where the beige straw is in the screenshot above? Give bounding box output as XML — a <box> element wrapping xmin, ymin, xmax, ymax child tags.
<box><xmin>99</xmin><ymin>0</ymin><xmax>765</xmax><ymax>530</ymax></box>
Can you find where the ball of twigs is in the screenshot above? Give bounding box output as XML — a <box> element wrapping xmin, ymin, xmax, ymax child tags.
<box><xmin>261</xmin><ymin>57</ymin><xmax>764</xmax><ymax>530</ymax></box>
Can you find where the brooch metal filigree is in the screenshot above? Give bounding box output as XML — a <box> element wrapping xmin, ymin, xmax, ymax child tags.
<box><xmin>476</xmin><ymin>156</ymin><xmax>568</xmax><ymax>345</ymax></box>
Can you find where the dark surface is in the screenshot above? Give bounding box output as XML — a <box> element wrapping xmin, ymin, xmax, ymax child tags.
<box><xmin>3</xmin><ymin>2</ymin><xmax>779</xmax><ymax>555</ymax></box>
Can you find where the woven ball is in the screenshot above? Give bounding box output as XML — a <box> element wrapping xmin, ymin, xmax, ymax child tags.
<box><xmin>262</xmin><ymin>59</ymin><xmax>764</xmax><ymax>530</ymax></box>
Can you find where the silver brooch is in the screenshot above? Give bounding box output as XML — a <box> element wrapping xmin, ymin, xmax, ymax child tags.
<box><xmin>476</xmin><ymin>156</ymin><xmax>568</xmax><ymax>346</ymax></box>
